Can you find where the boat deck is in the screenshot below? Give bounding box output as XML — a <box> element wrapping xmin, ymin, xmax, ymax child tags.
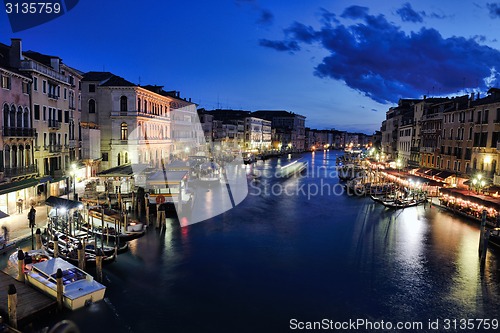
<box><xmin>0</xmin><ymin>270</ymin><xmax>57</xmax><ymax>327</ymax></box>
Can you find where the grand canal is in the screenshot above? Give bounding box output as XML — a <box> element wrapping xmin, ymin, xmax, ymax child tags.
<box><xmin>4</xmin><ymin>151</ymin><xmax>500</xmax><ymax>332</ymax></box>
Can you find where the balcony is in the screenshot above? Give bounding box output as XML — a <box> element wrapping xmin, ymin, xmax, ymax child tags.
<box><xmin>3</xmin><ymin>165</ymin><xmax>38</xmax><ymax>178</ymax></box>
<box><xmin>48</xmin><ymin>144</ymin><xmax>63</xmax><ymax>153</ymax></box>
<box><xmin>410</xmin><ymin>147</ymin><xmax>420</xmax><ymax>152</ymax></box>
<box><xmin>48</xmin><ymin>120</ymin><xmax>61</xmax><ymax>129</ymax></box>
<box><xmin>48</xmin><ymin>93</ymin><xmax>59</xmax><ymax>100</ymax></box>
<box><xmin>2</xmin><ymin>127</ymin><xmax>35</xmax><ymax>137</ymax></box>
<box><xmin>19</xmin><ymin>60</ymin><xmax>69</xmax><ymax>84</ymax></box>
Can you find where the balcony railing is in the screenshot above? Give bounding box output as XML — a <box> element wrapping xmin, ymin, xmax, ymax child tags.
<box><xmin>3</xmin><ymin>165</ymin><xmax>38</xmax><ymax>177</ymax></box>
<box><xmin>2</xmin><ymin>127</ymin><xmax>35</xmax><ymax>137</ymax></box>
<box><xmin>19</xmin><ymin>60</ymin><xmax>69</xmax><ymax>83</ymax></box>
<box><xmin>48</xmin><ymin>144</ymin><xmax>63</xmax><ymax>153</ymax></box>
<box><xmin>48</xmin><ymin>120</ymin><xmax>61</xmax><ymax>129</ymax></box>
<box><xmin>48</xmin><ymin>93</ymin><xmax>59</xmax><ymax>100</ymax></box>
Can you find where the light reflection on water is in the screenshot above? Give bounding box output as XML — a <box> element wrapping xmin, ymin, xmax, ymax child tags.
<box><xmin>3</xmin><ymin>151</ymin><xmax>499</xmax><ymax>332</ymax></box>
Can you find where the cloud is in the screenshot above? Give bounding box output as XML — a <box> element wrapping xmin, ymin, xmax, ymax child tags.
<box><xmin>257</xmin><ymin>9</ymin><xmax>274</xmax><ymax>26</ymax></box>
<box><xmin>396</xmin><ymin>3</ymin><xmax>423</xmax><ymax>22</ymax></box>
<box><xmin>259</xmin><ymin>8</ymin><xmax>500</xmax><ymax>104</ymax></box>
<box><xmin>341</xmin><ymin>5</ymin><xmax>369</xmax><ymax>19</ymax></box>
<box><xmin>259</xmin><ymin>39</ymin><xmax>300</xmax><ymax>52</ymax></box>
<box><xmin>487</xmin><ymin>3</ymin><xmax>500</xmax><ymax>18</ymax></box>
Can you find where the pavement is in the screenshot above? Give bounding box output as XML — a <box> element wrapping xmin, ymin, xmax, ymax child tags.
<box><xmin>0</xmin><ymin>180</ymin><xmax>88</xmax><ymax>245</ymax></box>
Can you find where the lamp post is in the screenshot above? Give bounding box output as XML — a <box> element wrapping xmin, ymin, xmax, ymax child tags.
<box><xmin>472</xmin><ymin>174</ymin><xmax>486</xmax><ymax>194</ymax></box>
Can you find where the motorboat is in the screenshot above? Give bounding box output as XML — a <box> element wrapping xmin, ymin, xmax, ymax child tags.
<box><xmin>23</xmin><ymin>257</ymin><xmax>106</xmax><ymax>310</ymax></box>
<box><xmin>275</xmin><ymin>160</ymin><xmax>307</xmax><ymax>178</ymax></box>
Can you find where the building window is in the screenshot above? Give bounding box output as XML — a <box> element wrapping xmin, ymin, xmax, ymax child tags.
<box><xmin>120</xmin><ymin>96</ymin><xmax>128</xmax><ymax>112</ymax></box>
<box><xmin>1</xmin><ymin>75</ymin><xmax>11</xmax><ymax>89</ymax></box>
<box><xmin>22</xmin><ymin>82</ymin><xmax>29</xmax><ymax>94</ymax></box>
<box><xmin>33</xmin><ymin>77</ymin><xmax>38</xmax><ymax>91</ymax></box>
<box><xmin>89</xmin><ymin>84</ymin><xmax>95</xmax><ymax>93</ymax></box>
<box><xmin>102</xmin><ymin>152</ymin><xmax>108</xmax><ymax>161</ymax></box>
<box><xmin>121</xmin><ymin>122</ymin><xmax>128</xmax><ymax>140</ymax></box>
<box><xmin>88</xmin><ymin>99</ymin><xmax>96</xmax><ymax>113</ymax></box>
<box><xmin>43</xmin><ymin>106</ymin><xmax>47</xmax><ymax>121</ymax></box>
<box><xmin>64</xmin><ymin>110</ymin><xmax>69</xmax><ymax>123</ymax></box>
<box><xmin>64</xmin><ymin>88</ymin><xmax>67</xmax><ymax>99</ymax></box>
<box><xmin>42</xmin><ymin>80</ymin><xmax>47</xmax><ymax>93</ymax></box>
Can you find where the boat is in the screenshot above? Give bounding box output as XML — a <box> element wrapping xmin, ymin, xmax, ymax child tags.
<box><xmin>197</xmin><ymin>161</ymin><xmax>221</xmax><ymax>186</ymax></box>
<box><xmin>46</xmin><ymin>228</ymin><xmax>117</xmax><ymax>257</ymax></box>
<box><xmin>275</xmin><ymin>160</ymin><xmax>308</xmax><ymax>178</ymax></box>
<box><xmin>44</xmin><ymin>240</ymin><xmax>116</xmax><ymax>267</ymax></box>
<box><xmin>80</xmin><ymin>221</ymin><xmax>146</xmax><ymax>242</ymax></box>
<box><xmin>381</xmin><ymin>198</ymin><xmax>427</xmax><ymax>209</ymax></box>
<box><xmin>8</xmin><ymin>248</ymin><xmax>51</xmax><ymax>267</ymax></box>
<box><xmin>23</xmin><ymin>257</ymin><xmax>106</xmax><ymax>310</ymax></box>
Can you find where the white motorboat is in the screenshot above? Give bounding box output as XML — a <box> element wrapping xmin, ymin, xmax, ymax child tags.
<box><xmin>24</xmin><ymin>257</ymin><xmax>106</xmax><ymax>310</ymax></box>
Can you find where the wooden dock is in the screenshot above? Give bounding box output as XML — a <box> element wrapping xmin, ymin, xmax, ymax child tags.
<box><xmin>0</xmin><ymin>270</ymin><xmax>57</xmax><ymax>327</ymax></box>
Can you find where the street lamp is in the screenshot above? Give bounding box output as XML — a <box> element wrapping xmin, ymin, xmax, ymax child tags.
<box><xmin>472</xmin><ymin>174</ymin><xmax>486</xmax><ymax>194</ymax></box>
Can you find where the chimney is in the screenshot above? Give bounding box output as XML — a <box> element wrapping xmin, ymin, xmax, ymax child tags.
<box><xmin>50</xmin><ymin>58</ymin><xmax>60</xmax><ymax>72</ymax></box>
<box><xmin>477</xmin><ymin>92</ymin><xmax>480</xmax><ymax>100</ymax></box>
<box><xmin>176</xmin><ymin>91</ymin><xmax>180</xmax><ymax>98</ymax></box>
<box><xmin>189</xmin><ymin>98</ymin><xmax>191</xmax><ymax>102</ymax></box>
<box><xmin>9</xmin><ymin>38</ymin><xmax>22</xmax><ymax>68</ymax></box>
<box><xmin>470</xmin><ymin>92</ymin><xmax>474</xmax><ymax>101</ymax></box>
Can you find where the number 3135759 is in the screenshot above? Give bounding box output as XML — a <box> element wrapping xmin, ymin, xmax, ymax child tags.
<box><xmin>5</xmin><ymin>2</ymin><xmax>62</xmax><ymax>14</ymax></box>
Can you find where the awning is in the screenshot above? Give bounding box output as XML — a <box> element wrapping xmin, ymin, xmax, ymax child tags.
<box><xmin>44</xmin><ymin>196</ymin><xmax>82</xmax><ymax>210</ymax></box>
<box><xmin>0</xmin><ymin>178</ymin><xmax>39</xmax><ymax>196</ymax></box>
<box><xmin>440</xmin><ymin>188</ymin><xmax>500</xmax><ymax>211</ymax></box>
<box><xmin>97</xmin><ymin>163</ymin><xmax>150</xmax><ymax>177</ymax></box>
<box><xmin>434</xmin><ymin>170</ymin><xmax>456</xmax><ymax>180</ymax></box>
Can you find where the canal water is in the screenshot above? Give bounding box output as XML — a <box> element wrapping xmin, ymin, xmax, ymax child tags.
<box><xmin>4</xmin><ymin>151</ymin><xmax>500</xmax><ymax>332</ymax></box>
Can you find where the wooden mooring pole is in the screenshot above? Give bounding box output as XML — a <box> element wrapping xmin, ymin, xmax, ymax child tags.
<box><xmin>77</xmin><ymin>243</ymin><xmax>85</xmax><ymax>271</ymax></box>
<box><xmin>96</xmin><ymin>250</ymin><xmax>103</xmax><ymax>283</ymax></box>
<box><xmin>478</xmin><ymin>210</ymin><xmax>487</xmax><ymax>257</ymax></box>
<box><xmin>35</xmin><ymin>228</ymin><xmax>42</xmax><ymax>250</ymax></box>
<box><xmin>8</xmin><ymin>284</ymin><xmax>17</xmax><ymax>329</ymax></box>
<box><xmin>56</xmin><ymin>268</ymin><xmax>63</xmax><ymax>311</ymax></box>
<box><xmin>17</xmin><ymin>250</ymin><xmax>24</xmax><ymax>283</ymax></box>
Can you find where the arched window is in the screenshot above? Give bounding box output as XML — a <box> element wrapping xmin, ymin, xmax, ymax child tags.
<box><xmin>124</xmin><ymin>152</ymin><xmax>128</xmax><ymax>164</ymax></box>
<box><xmin>144</xmin><ymin>101</ymin><xmax>147</xmax><ymax>113</ymax></box>
<box><xmin>117</xmin><ymin>153</ymin><xmax>121</xmax><ymax>166</ymax></box>
<box><xmin>11</xmin><ymin>145</ymin><xmax>17</xmax><ymax>168</ymax></box>
<box><xmin>23</xmin><ymin>108</ymin><xmax>29</xmax><ymax>128</ymax></box>
<box><xmin>120</xmin><ymin>96</ymin><xmax>128</xmax><ymax>112</ymax></box>
<box><xmin>121</xmin><ymin>122</ymin><xmax>128</xmax><ymax>140</ymax></box>
<box><xmin>17</xmin><ymin>106</ymin><xmax>23</xmax><ymax>128</ymax></box>
<box><xmin>88</xmin><ymin>99</ymin><xmax>96</xmax><ymax>113</ymax></box>
<box><xmin>137</xmin><ymin>98</ymin><xmax>141</xmax><ymax>112</ymax></box>
<box><xmin>10</xmin><ymin>105</ymin><xmax>15</xmax><ymax>127</ymax></box>
<box><xmin>3</xmin><ymin>104</ymin><xmax>8</xmax><ymax>129</ymax></box>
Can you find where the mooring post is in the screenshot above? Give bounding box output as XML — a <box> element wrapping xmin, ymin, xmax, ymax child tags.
<box><xmin>16</xmin><ymin>250</ymin><xmax>24</xmax><ymax>283</ymax></box>
<box><xmin>56</xmin><ymin>268</ymin><xmax>63</xmax><ymax>311</ymax></box>
<box><xmin>478</xmin><ymin>210</ymin><xmax>487</xmax><ymax>257</ymax></box>
<box><xmin>77</xmin><ymin>242</ymin><xmax>85</xmax><ymax>271</ymax></box>
<box><xmin>8</xmin><ymin>284</ymin><xmax>17</xmax><ymax>329</ymax></box>
<box><xmin>54</xmin><ymin>236</ymin><xmax>59</xmax><ymax>258</ymax></box>
<box><xmin>35</xmin><ymin>228</ymin><xmax>42</xmax><ymax>250</ymax></box>
<box><xmin>480</xmin><ymin>229</ymin><xmax>491</xmax><ymax>270</ymax></box>
<box><xmin>96</xmin><ymin>249</ymin><xmax>103</xmax><ymax>283</ymax></box>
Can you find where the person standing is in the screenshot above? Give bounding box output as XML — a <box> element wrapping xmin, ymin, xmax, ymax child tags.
<box><xmin>28</xmin><ymin>205</ymin><xmax>36</xmax><ymax>228</ymax></box>
<box><xmin>17</xmin><ymin>198</ymin><xmax>23</xmax><ymax>213</ymax></box>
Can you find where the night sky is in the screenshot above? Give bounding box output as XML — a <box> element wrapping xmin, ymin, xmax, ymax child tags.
<box><xmin>1</xmin><ymin>0</ymin><xmax>500</xmax><ymax>133</ymax></box>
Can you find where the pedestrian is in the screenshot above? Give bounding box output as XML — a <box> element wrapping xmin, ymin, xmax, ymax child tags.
<box><xmin>17</xmin><ymin>198</ymin><xmax>23</xmax><ymax>213</ymax></box>
<box><xmin>28</xmin><ymin>205</ymin><xmax>36</xmax><ymax>228</ymax></box>
<box><xmin>1</xmin><ymin>226</ymin><xmax>8</xmax><ymax>241</ymax></box>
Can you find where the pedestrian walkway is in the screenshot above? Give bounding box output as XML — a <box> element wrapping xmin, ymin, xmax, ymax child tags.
<box><xmin>0</xmin><ymin>203</ymin><xmax>50</xmax><ymax>244</ymax></box>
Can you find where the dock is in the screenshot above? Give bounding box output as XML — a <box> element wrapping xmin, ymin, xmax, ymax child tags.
<box><xmin>0</xmin><ymin>270</ymin><xmax>57</xmax><ymax>327</ymax></box>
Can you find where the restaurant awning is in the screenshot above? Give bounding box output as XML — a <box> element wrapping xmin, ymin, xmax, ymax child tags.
<box><xmin>440</xmin><ymin>188</ymin><xmax>500</xmax><ymax>211</ymax></box>
<box><xmin>0</xmin><ymin>178</ymin><xmax>39</xmax><ymax>196</ymax></box>
<box><xmin>434</xmin><ymin>170</ymin><xmax>456</xmax><ymax>180</ymax></box>
<box><xmin>44</xmin><ymin>196</ymin><xmax>82</xmax><ymax>210</ymax></box>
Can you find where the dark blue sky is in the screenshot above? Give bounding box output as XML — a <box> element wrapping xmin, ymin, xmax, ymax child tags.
<box><xmin>2</xmin><ymin>0</ymin><xmax>500</xmax><ymax>133</ymax></box>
